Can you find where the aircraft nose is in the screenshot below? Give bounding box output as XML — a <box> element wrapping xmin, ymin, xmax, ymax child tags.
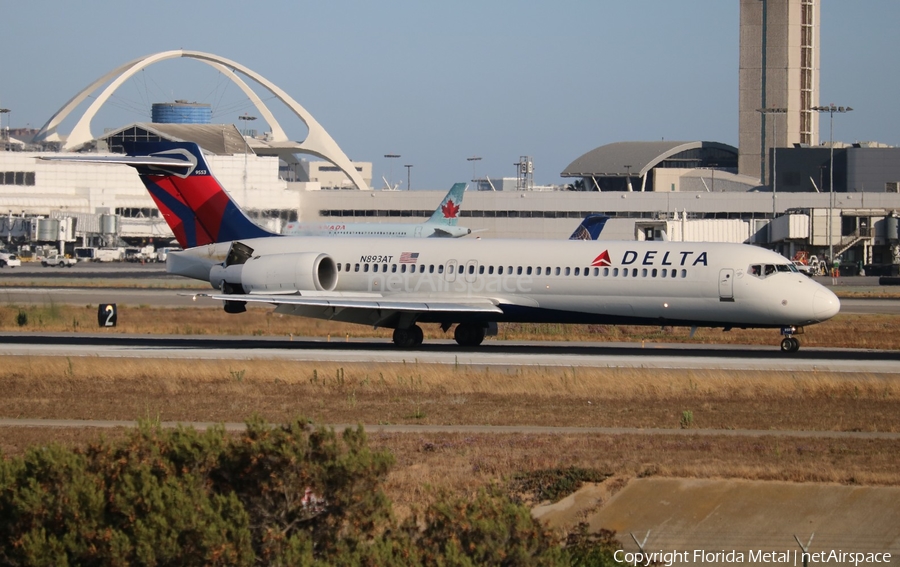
<box><xmin>813</xmin><ymin>288</ymin><xmax>840</xmax><ymax>321</ymax></box>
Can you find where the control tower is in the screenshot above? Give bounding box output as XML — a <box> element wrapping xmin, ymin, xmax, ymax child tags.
<box><xmin>738</xmin><ymin>0</ymin><xmax>820</xmax><ymax>183</ymax></box>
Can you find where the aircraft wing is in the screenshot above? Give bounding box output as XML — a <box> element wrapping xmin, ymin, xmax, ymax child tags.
<box><xmin>194</xmin><ymin>291</ymin><xmax>504</xmax><ymax>328</ymax></box>
<box><xmin>196</xmin><ymin>292</ymin><xmax>504</xmax><ymax>313</ymax></box>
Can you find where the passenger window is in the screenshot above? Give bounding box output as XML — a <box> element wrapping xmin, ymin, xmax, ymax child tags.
<box><xmin>661</xmin><ymin>268</ymin><xmax>667</xmax><ymax>277</ymax></box>
<box><xmin>400</xmin><ymin>265</ymin><xmax>406</xmax><ymax>273</ymax></box>
<box><xmin>364</xmin><ymin>264</ymin><xmax>370</xmax><ymax>272</ymax></box>
<box><xmin>383</xmin><ymin>264</ymin><xmax>388</xmax><ymax>272</ymax></box>
<box><xmin>681</xmin><ymin>269</ymin><xmax>687</xmax><ymax>278</ymax></box>
<box><xmin>429</xmin><ymin>265</ymin><xmax>435</xmax><ymax>273</ymax></box>
<box><xmin>373</xmin><ymin>264</ymin><xmax>379</xmax><ymax>273</ymax></box>
<box><xmin>603</xmin><ymin>268</ymin><xmax>609</xmax><ymax>277</ymax></box>
<box><xmin>337</xmin><ymin>263</ymin><xmax>342</xmax><ymax>272</ymax></box>
<box><xmin>345</xmin><ymin>263</ymin><xmax>350</xmax><ymax>272</ymax></box>
<box><xmin>517</xmin><ymin>266</ymin><xmax>523</xmax><ymax>275</ymax></box>
<box><xmin>448</xmin><ymin>265</ymin><xmax>455</xmax><ymax>274</ymax></box>
<box><xmin>392</xmin><ymin>264</ymin><xmax>398</xmax><ymax>273</ymax></box>
<box><xmin>489</xmin><ymin>266</ymin><xmax>494</xmax><ymax>275</ymax></box>
<box><xmin>594</xmin><ymin>268</ymin><xmax>599</xmax><ymax>276</ymax></box>
<box><xmin>574</xmin><ymin>267</ymin><xmax>580</xmax><ymax>276</ymax></box>
<box><xmin>652</xmin><ymin>268</ymin><xmax>657</xmax><ymax>277</ymax></box>
<box><xmin>499</xmin><ymin>266</ymin><xmax>504</xmax><ymax>275</ymax></box>
<box><xmin>468</xmin><ymin>264</ymin><xmax>475</xmax><ymax>274</ymax></box>
<box><xmin>527</xmin><ymin>267</ymin><xmax>532</xmax><ymax>275</ymax></box>
<box><xmin>641</xmin><ymin>269</ymin><xmax>647</xmax><ymax>277</ymax></box>
<box><xmin>631</xmin><ymin>268</ymin><xmax>637</xmax><ymax>277</ymax></box>
<box><xmin>536</xmin><ymin>267</ymin><xmax>541</xmax><ymax>275</ymax></box>
<box><xmin>479</xmin><ymin>266</ymin><xmax>485</xmax><ymax>274</ymax></box>
<box><xmin>508</xmin><ymin>266</ymin><xmax>513</xmax><ymax>274</ymax></box>
<box><xmin>438</xmin><ymin>265</ymin><xmax>444</xmax><ymax>274</ymax></box>
<box><xmin>354</xmin><ymin>263</ymin><xmax>360</xmax><ymax>272</ymax></box>
<box><xmin>555</xmin><ymin>267</ymin><xmax>561</xmax><ymax>276</ymax></box>
<box><xmin>565</xmin><ymin>267</ymin><xmax>571</xmax><ymax>276</ymax></box>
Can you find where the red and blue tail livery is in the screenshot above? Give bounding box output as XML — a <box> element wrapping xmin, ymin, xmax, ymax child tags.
<box><xmin>122</xmin><ymin>142</ymin><xmax>276</xmax><ymax>248</ymax></box>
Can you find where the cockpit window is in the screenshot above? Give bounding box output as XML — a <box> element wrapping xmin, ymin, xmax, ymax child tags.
<box><xmin>751</xmin><ymin>263</ymin><xmax>798</xmax><ymax>278</ymax></box>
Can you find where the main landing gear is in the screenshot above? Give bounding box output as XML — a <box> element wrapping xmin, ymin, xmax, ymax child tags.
<box><xmin>392</xmin><ymin>324</ymin><xmax>424</xmax><ymax>348</ymax></box>
<box><xmin>454</xmin><ymin>323</ymin><xmax>485</xmax><ymax>347</ymax></box>
<box><xmin>780</xmin><ymin>326</ymin><xmax>801</xmax><ymax>353</ymax></box>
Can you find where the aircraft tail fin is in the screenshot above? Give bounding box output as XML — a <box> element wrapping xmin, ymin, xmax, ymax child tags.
<box><xmin>427</xmin><ymin>182</ymin><xmax>466</xmax><ymax>226</ymax></box>
<box><xmin>122</xmin><ymin>142</ymin><xmax>276</xmax><ymax>248</ymax></box>
<box><xmin>568</xmin><ymin>214</ymin><xmax>609</xmax><ymax>240</ymax></box>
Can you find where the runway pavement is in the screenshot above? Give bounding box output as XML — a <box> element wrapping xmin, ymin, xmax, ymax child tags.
<box><xmin>1</xmin><ymin>332</ymin><xmax>898</xmax><ymax>372</ymax></box>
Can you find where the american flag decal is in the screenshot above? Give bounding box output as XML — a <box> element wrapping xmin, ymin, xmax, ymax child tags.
<box><xmin>399</xmin><ymin>252</ymin><xmax>419</xmax><ymax>263</ymax></box>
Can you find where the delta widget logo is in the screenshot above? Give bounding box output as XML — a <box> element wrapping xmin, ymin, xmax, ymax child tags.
<box><xmin>591</xmin><ymin>250</ymin><xmax>611</xmax><ymax>267</ymax></box>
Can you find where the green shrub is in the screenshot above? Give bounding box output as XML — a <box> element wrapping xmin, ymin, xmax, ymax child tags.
<box><xmin>0</xmin><ymin>419</ymin><xmax>622</xmax><ymax>565</ymax></box>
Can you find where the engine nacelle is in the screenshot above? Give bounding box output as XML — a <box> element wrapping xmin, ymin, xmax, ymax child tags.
<box><xmin>209</xmin><ymin>252</ymin><xmax>338</xmax><ymax>293</ymax></box>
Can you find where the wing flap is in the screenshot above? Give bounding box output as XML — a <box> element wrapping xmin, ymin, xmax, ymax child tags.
<box><xmin>196</xmin><ymin>292</ymin><xmax>503</xmax><ymax>314</ymax></box>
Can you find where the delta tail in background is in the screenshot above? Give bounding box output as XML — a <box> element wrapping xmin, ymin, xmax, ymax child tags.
<box><xmin>282</xmin><ymin>183</ymin><xmax>472</xmax><ymax>238</ymax></box>
<box><xmin>41</xmin><ymin>142</ymin><xmax>840</xmax><ymax>352</ymax></box>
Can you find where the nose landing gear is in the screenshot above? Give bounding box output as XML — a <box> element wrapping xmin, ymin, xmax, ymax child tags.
<box><xmin>780</xmin><ymin>326</ymin><xmax>802</xmax><ymax>353</ymax></box>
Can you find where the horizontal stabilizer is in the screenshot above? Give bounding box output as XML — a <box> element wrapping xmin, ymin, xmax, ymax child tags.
<box><xmin>38</xmin><ymin>155</ymin><xmax>193</xmax><ymax>169</ymax></box>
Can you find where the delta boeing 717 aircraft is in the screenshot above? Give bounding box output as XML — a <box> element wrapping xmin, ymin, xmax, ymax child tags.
<box><xmin>42</xmin><ymin>142</ymin><xmax>840</xmax><ymax>351</ymax></box>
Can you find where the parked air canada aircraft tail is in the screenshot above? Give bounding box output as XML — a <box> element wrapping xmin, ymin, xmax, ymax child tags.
<box><xmin>41</xmin><ymin>141</ymin><xmax>840</xmax><ymax>351</ymax></box>
<box><xmin>282</xmin><ymin>182</ymin><xmax>472</xmax><ymax>239</ymax></box>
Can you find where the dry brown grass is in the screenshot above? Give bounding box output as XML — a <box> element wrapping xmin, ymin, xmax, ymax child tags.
<box><xmin>2</xmin><ymin>357</ymin><xmax>898</xmax><ymax>514</ymax></box>
<box><xmin>2</xmin><ymin>303</ymin><xmax>900</xmax><ymax>349</ymax></box>
<box><xmin>1</xmin><ymin>357</ymin><xmax>898</xmax><ymax>433</ymax></box>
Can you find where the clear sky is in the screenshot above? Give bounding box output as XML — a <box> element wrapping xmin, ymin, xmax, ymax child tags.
<box><xmin>1</xmin><ymin>1</ymin><xmax>898</xmax><ymax>189</ymax></box>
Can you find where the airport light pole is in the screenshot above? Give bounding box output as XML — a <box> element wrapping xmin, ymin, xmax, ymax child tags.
<box><xmin>384</xmin><ymin>154</ymin><xmax>400</xmax><ymax>190</ymax></box>
<box><xmin>467</xmin><ymin>156</ymin><xmax>482</xmax><ymax>185</ymax></box>
<box><xmin>757</xmin><ymin>107</ymin><xmax>787</xmax><ymax>245</ymax></box>
<box><xmin>0</xmin><ymin>107</ymin><xmax>10</xmax><ymax>150</ymax></box>
<box><xmin>811</xmin><ymin>104</ymin><xmax>852</xmax><ymax>277</ymax></box>
<box><xmin>238</xmin><ymin>113</ymin><xmax>257</xmax><ymax>217</ymax></box>
<box><xmin>404</xmin><ymin>164</ymin><xmax>413</xmax><ymax>191</ymax></box>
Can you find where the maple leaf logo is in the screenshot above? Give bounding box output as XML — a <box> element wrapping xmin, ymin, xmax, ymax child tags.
<box><xmin>442</xmin><ymin>199</ymin><xmax>460</xmax><ymax>219</ymax></box>
<box><xmin>591</xmin><ymin>250</ymin><xmax>611</xmax><ymax>267</ymax></box>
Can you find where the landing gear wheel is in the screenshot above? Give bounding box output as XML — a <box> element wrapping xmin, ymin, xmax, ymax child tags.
<box><xmin>392</xmin><ymin>324</ymin><xmax>424</xmax><ymax>348</ymax></box>
<box><xmin>454</xmin><ymin>323</ymin><xmax>485</xmax><ymax>347</ymax></box>
<box><xmin>780</xmin><ymin>337</ymin><xmax>800</xmax><ymax>353</ymax></box>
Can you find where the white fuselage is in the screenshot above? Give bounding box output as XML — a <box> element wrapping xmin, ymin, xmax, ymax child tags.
<box><xmin>172</xmin><ymin>236</ymin><xmax>840</xmax><ymax>329</ymax></box>
<box><xmin>282</xmin><ymin>222</ymin><xmax>471</xmax><ymax>238</ymax></box>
